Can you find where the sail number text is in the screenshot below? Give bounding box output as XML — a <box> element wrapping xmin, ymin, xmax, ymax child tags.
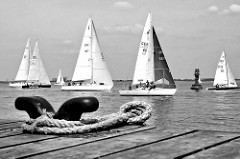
<box><xmin>140</xmin><ymin>42</ymin><xmax>148</xmax><ymax>55</ymax></box>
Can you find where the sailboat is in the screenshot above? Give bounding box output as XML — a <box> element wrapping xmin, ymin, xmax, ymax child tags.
<box><xmin>119</xmin><ymin>12</ymin><xmax>177</xmax><ymax>96</ymax></box>
<box><xmin>61</xmin><ymin>17</ymin><xmax>113</xmax><ymax>91</ymax></box>
<box><xmin>9</xmin><ymin>38</ymin><xmax>31</xmax><ymax>88</ymax></box>
<box><xmin>9</xmin><ymin>38</ymin><xmax>51</xmax><ymax>88</ymax></box>
<box><xmin>54</xmin><ymin>69</ymin><xmax>65</xmax><ymax>86</ymax></box>
<box><xmin>206</xmin><ymin>51</ymin><xmax>239</xmax><ymax>90</ymax></box>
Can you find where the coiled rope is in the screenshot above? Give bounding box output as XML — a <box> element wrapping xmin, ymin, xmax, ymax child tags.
<box><xmin>21</xmin><ymin>101</ymin><xmax>152</xmax><ymax>134</ymax></box>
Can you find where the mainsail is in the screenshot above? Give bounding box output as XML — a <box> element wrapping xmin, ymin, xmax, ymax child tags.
<box><xmin>27</xmin><ymin>41</ymin><xmax>51</xmax><ymax>85</ymax></box>
<box><xmin>72</xmin><ymin>18</ymin><xmax>92</xmax><ymax>82</ymax></box>
<box><xmin>71</xmin><ymin>17</ymin><xmax>113</xmax><ymax>85</ymax></box>
<box><xmin>132</xmin><ymin>12</ymin><xmax>153</xmax><ymax>85</ymax></box>
<box><xmin>15</xmin><ymin>38</ymin><xmax>31</xmax><ymax>81</ymax></box>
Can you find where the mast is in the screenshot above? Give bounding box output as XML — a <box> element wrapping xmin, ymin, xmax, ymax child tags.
<box><xmin>225</xmin><ymin>52</ymin><xmax>229</xmax><ymax>86</ymax></box>
<box><xmin>90</xmin><ymin>18</ymin><xmax>94</xmax><ymax>84</ymax></box>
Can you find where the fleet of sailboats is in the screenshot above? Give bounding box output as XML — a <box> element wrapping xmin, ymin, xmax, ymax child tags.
<box><xmin>8</xmin><ymin>14</ymin><xmax>239</xmax><ymax>93</ymax></box>
<box><xmin>206</xmin><ymin>51</ymin><xmax>239</xmax><ymax>90</ymax></box>
<box><xmin>9</xmin><ymin>38</ymin><xmax>51</xmax><ymax>88</ymax></box>
<box><xmin>54</xmin><ymin>69</ymin><xmax>65</xmax><ymax>86</ymax></box>
<box><xmin>119</xmin><ymin>12</ymin><xmax>177</xmax><ymax>96</ymax></box>
<box><xmin>61</xmin><ymin>17</ymin><xmax>113</xmax><ymax>91</ymax></box>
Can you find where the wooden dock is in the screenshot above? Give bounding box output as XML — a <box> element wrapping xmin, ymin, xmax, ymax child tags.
<box><xmin>1</xmin><ymin>119</ymin><xmax>240</xmax><ymax>158</ymax></box>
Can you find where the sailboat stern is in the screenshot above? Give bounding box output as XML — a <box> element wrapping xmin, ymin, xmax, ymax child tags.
<box><xmin>119</xmin><ymin>87</ymin><xmax>177</xmax><ymax>96</ymax></box>
<box><xmin>61</xmin><ymin>83</ymin><xmax>113</xmax><ymax>91</ymax></box>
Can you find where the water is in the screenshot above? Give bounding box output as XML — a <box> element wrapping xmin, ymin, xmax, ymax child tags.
<box><xmin>1</xmin><ymin>81</ymin><xmax>240</xmax><ymax>132</ymax></box>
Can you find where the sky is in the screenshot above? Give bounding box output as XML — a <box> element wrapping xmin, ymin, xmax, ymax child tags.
<box><xmin>0</xmin><ymin>0</ymin><xmax>240</xmax><ymax>81</ymax></box>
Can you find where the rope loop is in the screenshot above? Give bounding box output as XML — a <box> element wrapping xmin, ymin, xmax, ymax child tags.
<box><xmin>21</xmin><ymin>101</ymin><xmax>152</xmax><ymax>134</ymax></box>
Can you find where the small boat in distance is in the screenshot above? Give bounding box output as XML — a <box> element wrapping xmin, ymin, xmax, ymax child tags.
<box><xmin>9</xmin><ymin>39</ymin><xmax>51</xmax><ymax>89</ymax></box>
<box><xmin>206</xmin><ymin>51</ymin><xmax>239</xmax><ymax>90</ymax></box>
<box><xmin>61</xmin><ymin>17</ymin><xmax>113</xmax><ymax>91</ymax></box>
<box><xmin>191</xmin><ymin>68</ymin><xmax>203</xmax><ymax>90</ymax></box>
<box><xmin>54</xmin><ymin>69</ymin><xmax>65</xmax><ymax>86</ymax></box>
<box><xmin>119</xmin><ymin>12</ymin><xmax>177</xmax><ymax>96</ymax></box>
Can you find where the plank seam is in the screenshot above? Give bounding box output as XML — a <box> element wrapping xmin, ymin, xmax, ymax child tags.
<box><xmin>92</xmin><ymin>129</ymin><xmax>198</xmax><ymax>159</ymax></box>
<box><xmin>174</xmin><ymin>135</ymin><xmax>240</xmax><ymax>159</ymax></box>
<box><xmin>0</xmin><ymin>136</ymin><xmax>59</xmax><ymax>149</ymax></box>
<box><xmin>15</xmin><ymin>126</ymin><xmax>156</xmax><ymax>159</ymax></box>
<box><xmin>0</xmin><ymin>133</ymin><xmax>23</xmax><ymax>139</ymax></box>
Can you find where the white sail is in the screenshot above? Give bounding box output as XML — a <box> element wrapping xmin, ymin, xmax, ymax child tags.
<box><xmin>213</xmin><ymin>51</ymin><xmax>237</xmax><ymax>87</ymax></box>
<box><xmin>91</xmin><ymin>21</ymin><xmax>113</xmax><ymax>85</ymax></box>
<box><xmin>27</xmin><ymin>41</ymin><xmax>39</xmax><ymax>82</ymax></box>
<box><xmin>28</xmin><ymin>41</ymin><xmax>51</xmax><ymax>85</ymax></box>
<box><xmin>56</xmin><ymin>69</ymin><xmax>62</xmax><ymax>83</ymax></box>
<box><xmin>55</xmin><ymin>69</ymin><xmax>65</xmax><ymax>85</ymax></box>
<box><xmin>71</xmin><ymin>17</ymin><xmax>113</xmax><ymax>85</ymax></box>
<box><xmin>72</xmin><ymin>18</ymin><xmax>92</xmax><ymax>82</ymax></box>
<box><xmin>14</xmin><ymin>38</ymin><xmax>31</xmax><ymax>81</ymax></box>
<box><xmin>119</xmin><ymin>12</ymin><xmax>177</xmax><ymax>96</ymax></box>
<box><xmin>226</xmin><ymin>63</ymin><xmax>237</xmax><ymax>87</ymax></box>
<box><xmin>132</xmin><ymin>12</ymin><xmax>154</xmax><ymax>85</ymax></box>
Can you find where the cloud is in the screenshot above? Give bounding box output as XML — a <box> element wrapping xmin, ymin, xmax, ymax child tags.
<box><xmin>103</xmin><ymin>24</ymin><xmax>164</xmax><ymax>34</ymax></box>
<box><xmin>209</xmin><ymin>4</ymin><xmax>240</xmax><ymax>15</ymax></box>
<box><xmin>229</xmin><ymin>4</ymin><xmax>240</xmax><ymax>13</ymax></box>
<box><xmin>62</xmin><ymin>40</ymin><xmax>72</xmax><ymax>45</ymax></box>
<box><xmin>63</xmin><ymin>49</ymin><xmax>77</xmax><ymax>54</ymax></box>
<box><xmin>219</xmin><ymin>4</ymin><xmax>240</xmax><ymax>15</ymax></box>
<box><xmin>104</xmin><ymin>24</ymin><xmax>143</xmax><ymax>34</ymax></box>
<box><xmin>113</xmin><ymin>1</ymin><xmax>134</xmax><ymax>10</ymax></box>
<box><xmin>208</xmin><ymin>6</ymin><xmax>219</xmax><ymax>13</ymax></box>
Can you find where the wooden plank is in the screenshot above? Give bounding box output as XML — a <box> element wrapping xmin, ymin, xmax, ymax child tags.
<box><xmin>0</xmin><ymin>134</ymin><xmax>58</xmax><ymax>149</ymax></box>
<box><xmin>0</xmin><ymin>122</ymin><xmax>23</xmax><ymax>132</ymax></box>
<box><xmin>0</xmin><ymin>128</ymin><xmax>23</xmax><ymax>138</ymax></box>
<box><xmin>0</xmin><ymin>119</ymin><xmax>21</xmax><ymax>125</ymax></box>
<box><xmin>0</xmin><ymin>126</ymin><xmax>155</xmax><ymax>158</ymax></box>
<box><xmin>185</xmin><ymin>138</ymin><xmax>240</xmax><ymax>159</ymax></box>
<box><xmin>99</xmin><ymin>130</ymin><xmax>240</xmax><ymax>159</ymax></box>
<box><xmin>18</xmin><ymin>128</ymin><xmax>196</xmax><ymax>159</ymax></box>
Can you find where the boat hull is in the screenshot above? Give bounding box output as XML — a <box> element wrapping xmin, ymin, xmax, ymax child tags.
<box><xmin>54</xmin><ymin>83</ymin><xmax>65</xmax><ymax>86</ymax></box>
<box><xmin>9</xmin><ymin>82</ymin><xmax>25</xmax><ymax>88</ymax></box>
<box><xmin>206</xmin><ymin>87</ymin><xmax>240</xmax><ymax>90</ymax></box>
<box><xmin>119</xmin><ymin>88</ymin><xmax>177</xmax><ymax>96</ymax></box>
<box><xmin>61</xmin><ymin>84</ymin><xmax>113</xmax><ymax>91</ymax></box>
<box><xmin>22</xmin><ymin>84</ymin><xmax>51</xmax><ymax>89</ymax></box>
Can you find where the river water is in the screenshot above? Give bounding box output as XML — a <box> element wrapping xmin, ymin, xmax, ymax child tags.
<box><xmin>1</xmin><ymin>81</ymin><xmax>240</xmax><ymax>132</ymax></box>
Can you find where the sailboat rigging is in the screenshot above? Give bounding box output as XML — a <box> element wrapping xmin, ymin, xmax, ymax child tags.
<box><xmin>119</xmin><ymin>12</ymin><xmax>177</xmax><ymax>96</ymax></box>
<box><xmin>61</xmin><ymin>17</ymin><xmax>113</xmax><ymax>91</ymax></box>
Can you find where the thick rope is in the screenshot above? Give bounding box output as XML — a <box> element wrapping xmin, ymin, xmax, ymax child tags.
<box><xmin>21</xmin><ymin>101</ymin><xmax>152</xmax><ymax>134</ymax></box>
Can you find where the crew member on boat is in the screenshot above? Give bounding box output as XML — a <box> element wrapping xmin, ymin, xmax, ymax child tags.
<box><xmin>146</xmin><ymin>80</ymin><xmax>150</xmax><ymax>88</ymax></box>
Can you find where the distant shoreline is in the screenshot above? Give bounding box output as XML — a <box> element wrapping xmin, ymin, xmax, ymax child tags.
<box><xmin>2</xmin><ymin>78</ymin><xmax>240</xmax><ymax>83</ymax></box>
<box><xmin>112</xmin><ymin>78</ymin><xmax>214</xmax><ymax>82</ymax></box>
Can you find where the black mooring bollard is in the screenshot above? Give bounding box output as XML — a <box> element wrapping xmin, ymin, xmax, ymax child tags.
<box><xmin>15</xmin><ymin>96</ymin><xmax>55</xmax><ymax>119</ymax></box>
<box><xmin>53</xmin><ymin>96</ymin><xmax>99</xmax><ymax>121</ymax></box>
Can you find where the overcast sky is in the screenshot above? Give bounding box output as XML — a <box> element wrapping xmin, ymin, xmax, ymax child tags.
<box><xmin>0</xmin><ymin>0</ymin><xmax>240</xmax><ymax>81</ymax></box>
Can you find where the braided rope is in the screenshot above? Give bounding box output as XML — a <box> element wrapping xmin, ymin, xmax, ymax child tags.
<box><xmin>21</xmin><ymin>101</ymin><xmax>152</xmax><ymax>134</ymax></box>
